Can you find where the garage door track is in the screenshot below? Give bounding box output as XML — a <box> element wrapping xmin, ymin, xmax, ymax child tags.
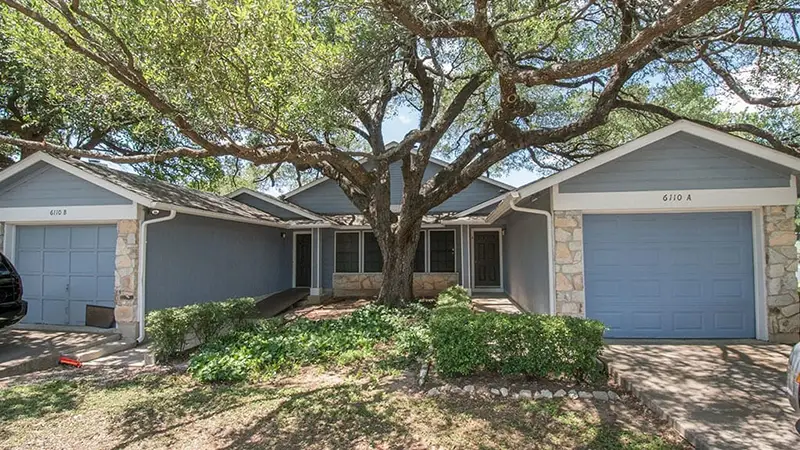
<box><xmin>604</xmin><ymin>341</ymin><xmax>800</xmax><ymax>449</ymax></box>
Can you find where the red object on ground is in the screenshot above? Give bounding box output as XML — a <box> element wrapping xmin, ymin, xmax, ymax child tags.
<box><xmin>58</xmin><ymin>356</ymin><xmax>82</xmax><ymax>368</ymax></box>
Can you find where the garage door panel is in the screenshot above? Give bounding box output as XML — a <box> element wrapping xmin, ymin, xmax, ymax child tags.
<box><xmin>16</xmin><ymin>225</ymin><xmax>117</xmax><ymax>326</ymax></box>
<box><xmin>43</xmin><ymin>251</ymin><xmax>68</xmax><ymax>273</ymax></box>
<box><xmin>69</xmin><ymin>251</ymin><xmax>98</xmax><ymax>273</ymax></box>
<box><xmin>41</xmin><ymin>299</ymin><xmax>67</xmax><ymax>324</ymax></box>
<box><xmin>17</xmin><ymin>227</ymin><xmax>44</xmax><ymax>248</ymax></box>
<box><xmin>584</xmin><ymin>212</ymin><xmax>755</xmax><ymax>339</ymax></box>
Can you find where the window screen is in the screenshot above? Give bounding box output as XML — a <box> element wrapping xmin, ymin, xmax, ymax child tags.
<box><xmin>363</xmin><ymin>232</ymin><xmax>383</xmax><ymax>272</ymax></box>
<box><xmin>429</xmin><ymin>230</ymin><xmax>455</xmax><ymax>272</ymax></box>
<box><xmin>335</xmin><ymin>232</ymin><xmax>360</xmax><ymax>272</ymax></box>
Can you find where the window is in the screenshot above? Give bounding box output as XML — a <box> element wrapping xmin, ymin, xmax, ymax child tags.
<box><xmin>335</xmin><ymin>232</ymin><xmax>360</xmax><ymax>273</ymax></box>
<box><xmin>363</xmin><ymin>232</ymin><xmax>382</xmax><ymax>273</ymax></box>
<box><xmin>414</xmin><ymin>231</ymin><xmax>426</xmax><ymax>272</ymax></box>
<box><xmin>429</xmin><ymin>230</ymin><xmax>455</xmax><ymax>273</ymax></box>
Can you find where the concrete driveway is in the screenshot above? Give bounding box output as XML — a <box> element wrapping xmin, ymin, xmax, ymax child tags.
<box><xmin>604</xmin><ymin>341</ymin><xmax>800</xmax><ymax>450</ymax></box>
<box><xmin>0</xmin><ymin>328</ymin><xmax>118</xmax><ymax>378</ymax></box>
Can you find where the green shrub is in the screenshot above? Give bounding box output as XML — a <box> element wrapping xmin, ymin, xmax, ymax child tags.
<box><xmin>435</xmin><ymin>285</ymin><xmax>471</xmax><ymax>309</ymax></box>
<box><xmin>430</xmin><ymin>307</ymin><xmax>606</xmax><ymax>381</ymax></box>
<box><xmin>188</xmin><ymin>304</ymin><xmax>430</xmax><ymax>382</ymax></box>
<box><xmin>145</xmin><ymin>297</ymin><xmax>257</xmax><ymax>361</ymax></box>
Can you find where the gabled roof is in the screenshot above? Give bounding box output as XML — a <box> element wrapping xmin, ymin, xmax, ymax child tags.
<box><xmin>488</xmin><ymin>120</ymin><xmax>800</xmax><ymax>221</ymax></box>
<box><xmin>227</xmin><ymin>187</ymin><xmax>324</xmax><ymax>221</ymax></box>
<box><xmin>0</xmin><ymin>152</ymin><xmax>283</xmax><ymax>226</ymax></box>
<box><xmin>282</xmin><ymin>148</ymin><xmax>515</xmax><ymax>198</ymax></box>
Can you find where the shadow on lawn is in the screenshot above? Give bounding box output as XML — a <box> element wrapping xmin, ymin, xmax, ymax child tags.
<box><xmin>0</xmin><ymin>381</ymin><xmax>80</xmax><ymax>422</ymax></box>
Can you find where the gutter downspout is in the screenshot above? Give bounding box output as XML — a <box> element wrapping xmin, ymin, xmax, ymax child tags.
<box><xmin>136</xmin><ymin>209</ymin><xmax>177</xmax><ymax>343</ymax></box>
<box><xmin>508</xmin><ymin>192</ymin><xmax>556</xmax><ymax>315</ymax></box>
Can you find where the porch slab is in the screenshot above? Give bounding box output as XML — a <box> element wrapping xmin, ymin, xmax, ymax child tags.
<box><xmin>471</xmin><ymin>296</ymin><xmax>522</xmax><ymax>314</ymax></box>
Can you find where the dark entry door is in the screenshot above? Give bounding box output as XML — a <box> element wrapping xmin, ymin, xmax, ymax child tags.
<box><xmin>473</xmin><ymin>231</ymin><xmax>500</xmax><ymax>288</ymax></box>
<box><xmin>295</xmin><ymin>233</ymin><xmax>312</xmax><ymax>287</ymax></box>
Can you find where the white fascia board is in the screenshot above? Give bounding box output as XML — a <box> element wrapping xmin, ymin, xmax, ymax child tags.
<box><xmin>227</xmin><ymin>187</ymin><xmax>324</xmax><ymax>221</ymax></box>
<box><xmin>0</xmin><ymin>204</ymin><xmax>138</xmax><ymax>223</ymax></box>
<box><xmin>149</xmin><ymin>202</ymin><xmax>286</xmax><ymax>228</ymax></box>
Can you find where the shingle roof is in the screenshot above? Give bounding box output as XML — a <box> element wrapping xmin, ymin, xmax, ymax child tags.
<box><xmin>50</xmin><ymin>153</ymin><xmax>282</xmax><ymax>224</ymax></box>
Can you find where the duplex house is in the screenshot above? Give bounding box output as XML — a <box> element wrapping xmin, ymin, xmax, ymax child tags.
<box><xmin>0</xmin><ymin>121</ymin><xmax>798</xmax><ymax>343</ymax></box>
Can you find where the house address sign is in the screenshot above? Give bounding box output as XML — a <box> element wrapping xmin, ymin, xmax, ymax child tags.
<box><xmin>49</xmin><ymin>208</ymin><xmax>68</xmax><ymax>216</ymax></box>
<box><xmin>662</xmin><ymin>193</ymin><xmax>692</xmax><ymax>202</ymax></box>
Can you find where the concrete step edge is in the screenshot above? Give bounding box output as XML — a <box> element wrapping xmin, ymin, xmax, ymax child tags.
<box><xmin>64</xmin><ymin>338</ymin><xmax>137</xmax><ymax>363</ymax></box>
<box><xmin>60</xmin><ymin>332</ymin><xmax>122</xmax><ymax>358</ymax></box>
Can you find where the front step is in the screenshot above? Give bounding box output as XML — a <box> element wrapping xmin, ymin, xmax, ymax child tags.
<box><xmin>62</xmin><ymin>337</ymin><xmax>136</xmax><ymax>363</ymax></box>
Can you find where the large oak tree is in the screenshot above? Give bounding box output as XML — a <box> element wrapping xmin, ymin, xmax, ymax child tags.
<box><xmin>1</xmin><ymin>0</ymin><xmax>799</xmax><ymax>305</ymax></box>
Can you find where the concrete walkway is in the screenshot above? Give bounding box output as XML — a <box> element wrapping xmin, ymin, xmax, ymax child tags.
<box><xmin>604</xmin><ymin>341</ymin><xmax>800</xmax><ymax>450</ymax></box>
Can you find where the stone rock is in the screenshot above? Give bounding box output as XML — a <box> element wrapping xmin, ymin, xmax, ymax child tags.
<box><xmin>519</xmin><ymin>389</ymin><xmax>533</xmax><ymax>399</ymax></box>
<box><xmin>463</xmin><ymin>385</ymin><xmax>475</xmax><ymax>394</ymax></box>
<box><xmin>554</xmin><ymin>389</ymin><xmax>566</xmax><ymax>398</ymax></box>
<box><xmin>769</xmin><ymin>231</ymin><xmax>796</xmax><ymax>247</ymax></box>
<box><xmin>568</xmin><ymin>390</ymin><xmax>579</xmax><ymax>399</ymax></box>
<box><xmin>490</xmin><ymin>388</ymin><xmax>501</xmax><ymax>396</ymax></box>
<box><xmin>500</xmin><ymin>387</ymin><xmax>509</xmax><ymax>397</ymax></box>
<box><xmin>440</xmin><ymin>384</ymin><xmax>451</xmax><ymax>393</ymax></box>
<box><xmin>768</xmin><ymin>264</ymin><xmax>786</xmax><ymax>278</ymax></box>
<box><xmin>540</xmin><ymin>389</ymin><xmax>553</xmax><ymax>399</ymax></box>
<box><xmin>572</xmin><ymin>275</ymin><xmax>584</xmax><ymax>291</ymax></box>
<box><xmin>450</xmin><ymin>387</ymin><xmax>463</xmax><ymax>395</ymax></box>
<box><xmin>555</xmin><ymin>228</ymin><xmax>573</xmax><ymax>242</ymax></box>
<box><xmin>608</xmin><ymin>391</ymin><xmax>621</xmax><ymax>401</ymax></box>
<box><xmin>554</xmin><ymin>216</ymin><xmax>578</xmax><ymax>228</ymax></box>
<box><xmin>578</xmin><ymin>391</ymin><xmax>593</xmax><ymax>399</ymax></box>
<box><xmin>593</xmin><ymin>391</ymin><xmax>609</xmax><ymax>401</ymax></box>
<box><xmin>561</xmin><ymin>263</ymin><xmax>583</xmax><ymax>274</ymax></box>
<box><xmin>426</xmin><ymin>388</ymin><xmax>440</xmax><ymax>397</ymax></box>
<box><xmin>782</xmin><ymin>302</ymin><xmax>800</xmax><ymax>318</ymax></box>
<box><xmin>556</xmin><ymin>273</ymin><xmax>573</xmax><ymax>291</ymax></box>
<box><xmin>512</xmin><ymin>393</ymin><xmax>520</xmax><ymax>400</ymax></box>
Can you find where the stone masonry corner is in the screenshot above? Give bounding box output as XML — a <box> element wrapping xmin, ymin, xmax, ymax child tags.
<box><xmin>554</xmin><ymin>210</ymin><xmax>585</xmax><ymax>317</ymax></box>
<box><xmin>764</xmin><ymin>205</ymin><xmax>799</xmax><ymax>343</ymax></box>
<box><xmin>115</xmin><ymin>219</ymin><xmax>140</xmax><ymax>339</ymax></box>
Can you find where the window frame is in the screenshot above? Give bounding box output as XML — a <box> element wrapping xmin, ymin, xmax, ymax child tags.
<box><xmin>427</xmin><ymin>229</ymin><xmax>457</xmax><ymax>273</ymax></box>
<box><xmin>361</xmin><ymin>231</ymin><xmax>383</xmax><ymax>273</ymax></box>
<box><xmin>333</xmin><ymin>231</ymin><xmax>361</xmax><ymax>273</ymax></box>
<box><xmin>333</xmin><ymin>228</ymin><xmax>458</xmax><ymax>274</ymax></box>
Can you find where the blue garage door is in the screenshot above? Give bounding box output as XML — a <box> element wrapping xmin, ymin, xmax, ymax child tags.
<box><xmin>584</xmin><ymin>212</ymin><xmax>755</xmax><ymax>338</ymax></box>
<box><xmin>15</xmin><ymin>225</ymin><xmax>116</xmax><ymax>325</ymax></box>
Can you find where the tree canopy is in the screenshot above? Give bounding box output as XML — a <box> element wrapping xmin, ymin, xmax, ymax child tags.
<box><xmin>1</xmin><ymin>0</ymin><xmax>799</xmax><ymax>303</ymax></box>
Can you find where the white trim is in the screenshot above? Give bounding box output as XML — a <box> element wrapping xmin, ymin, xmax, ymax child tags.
<box><xmin>752</xmin><ymin>208</ymin><xmax>768</xmax><ymax>341</ymax></box>
<box><xmin>292</xmin><ymin>231</ymin><xmax>312</xmax><ymax>288</ymax></box>
<box><xmin>227</xmin><ymin>187</ymin><xmax>324</xmax><ymax>221</ymax></box>
<box><xmin>3</xmin><ymin>224</ymin><xmax>17</xmax><ymax>264</ymax></box>
<box><xmin>552</xmin><ymin>186</ymin><xmax>796</xmax><ymax>212</ymax></box>
<box><xmin>315</xmin><ymin>228</ymin><xmax>321</xmax><ymax>292</ymax></box>
<box><xmin>470</xmin><ymin>227</ymin><xmax>504</xmax><ymax>291</ymax></box>
<box><xmin>138</xmin><ymin>208</ymin><xmax>177</xmax><ymax>342</ymax></box>
<box><xmin>454</xmin><ymin>193</ymin><xmax>506</xmax><ymax>217</ymax></box>
<box><xmin>0</xmin><ymin>204</ymin><xmax>138</xmax><ymax>223</ymax></box>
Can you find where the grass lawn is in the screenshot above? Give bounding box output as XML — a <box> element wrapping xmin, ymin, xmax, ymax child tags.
<box><xmin>0</xmin><ymin>366</ymin><xmax>689</xmax><ymax>450</ymax></box>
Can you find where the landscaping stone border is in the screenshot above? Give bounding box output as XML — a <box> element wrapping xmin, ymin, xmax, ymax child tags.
<box><xmin>424</xmin><ymin>383</ymin><xmax>621</xmax><ymax>402</ymax></box>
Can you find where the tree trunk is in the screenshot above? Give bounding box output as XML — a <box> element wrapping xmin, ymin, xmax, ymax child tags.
<box><xmin>375</xmin><ymin>224</ymin><xmax>421</xmax><ymax>307</ymax></box>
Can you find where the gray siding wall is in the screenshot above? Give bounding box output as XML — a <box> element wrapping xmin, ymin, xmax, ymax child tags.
<box><xmin>232</xmin><ymin>192</ymin><xmax>305</xmax><ymax>220</ymax></box>
<box><xmin>0</xmin><ymin>162</ymin><xmax>131</xmax><ymax>207</ymax></box>
<box><xmin>145</xmin><ymin>214</ymin><xmax>292</xmax><ymax>311</ymax></box>
<box><xmin>559</xmin><ymin>132</ymin><xmax>790</xmax><ymax>193</ymax></box>
<box><xmin>504</xmin><ymin>211</ymin><xmax>550</xmax><ymax>313</ymax></box>
<box><xmin>288</xmin><ymin>161</ymin><xmax>507</xmax><ymax>214</ymax></box>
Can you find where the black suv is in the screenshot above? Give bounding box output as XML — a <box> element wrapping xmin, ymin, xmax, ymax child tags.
<box><xmin>0</xmin><ymin>252</ymin><xmax>26</xmax><ymax>328</ymax></box>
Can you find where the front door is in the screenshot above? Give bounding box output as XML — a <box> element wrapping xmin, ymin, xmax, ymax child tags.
<box><xmin>294</xmin><ymin>233</ymin><xmax>312</xmax><ymax>288</ymax></box>
<box><xmin>473</xmin><ymin>231</ymin><xmax>501</xmax><ymax>288</ymax></box>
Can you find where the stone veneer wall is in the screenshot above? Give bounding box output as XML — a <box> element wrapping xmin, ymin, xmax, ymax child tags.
<box><xmin>333</xmin><ymin>272</ymin><xmax>459</xmax><ymax>298</ymax></box>
<box><xmin>764</xmin><ymin>205</ymin><xmax>800</xmax><ymax>343</ymax></box>
<box><xmin>114</xmin><ymin>219</ymin><xmax>140</xmax><ymax>338</ymax></box>
<box><xmin>553</xmin><ymin>210</ymin><xmax>585</xmax><ymax>317</ymax></box>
